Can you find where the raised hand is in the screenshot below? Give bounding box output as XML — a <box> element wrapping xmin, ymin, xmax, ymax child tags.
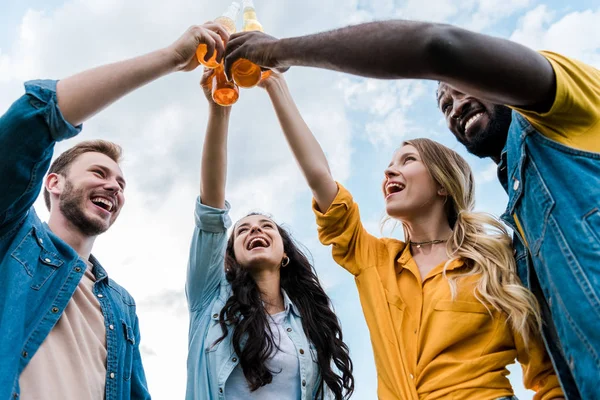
<box><xmin>224</xmin><ymin>31</ymin><xmax>286</xmax><ymax>80</ymax></box>
<box><xmin>168</xmin><ymin>22</ymin><xmax>230</xmax><ymax>72</ymax></box>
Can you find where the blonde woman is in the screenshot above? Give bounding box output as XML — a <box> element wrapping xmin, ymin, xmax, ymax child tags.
<box><xmin>258</xmin><ymin>72</ymin><xmax>565</xmax><ymax>400</ymax></box>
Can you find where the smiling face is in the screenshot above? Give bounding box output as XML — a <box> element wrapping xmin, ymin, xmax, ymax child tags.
<box><xmin>51</xmin><ymin>152</ymin><xmax>126</xmax><ymax>237</ymax></box>
<box><xmin>437</xmin><ymin>82</ymin><xmax>512</xmax><ymax>159</ymax></box>
<box><xmin>382</xmin><ymin>144</ymin><xmax>446</xmax><ymax>220</ymax></box>
<box><xmin>232</xmin><ymin>214</ymin><xmax>286</xmax><ymax>270</ymax></box>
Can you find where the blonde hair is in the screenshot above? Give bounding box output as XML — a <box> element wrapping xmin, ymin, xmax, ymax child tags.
<box><xmin>394</xmin><ymin>138</ymin><xmax>541</xmax><ymax>345</ymax></box>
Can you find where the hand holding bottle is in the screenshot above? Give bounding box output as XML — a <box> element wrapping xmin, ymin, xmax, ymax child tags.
<box><xmin>224</xmin><ymin>31</ymin><xmax>287</xmax><ymax>80</ymax></box>
<box><xmin>167</xmin><ymin>23</ymin><xmax>230</xmax><ymax>72</ymax></box>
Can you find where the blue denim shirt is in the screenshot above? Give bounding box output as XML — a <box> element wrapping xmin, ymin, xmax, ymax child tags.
<box><xmin>0</xmin><ymin>80</ymin><xmax>151</xmax><ymax>400</ymax></box>
<box><xmin>498</xmin><ymin>111</ymin><xmax>600</xmax><ymax>400</ymax></box>
<box><xmin>185</xmin><ymin>199</ymin><xmax>323</xmax><ymax>400</ymax></box>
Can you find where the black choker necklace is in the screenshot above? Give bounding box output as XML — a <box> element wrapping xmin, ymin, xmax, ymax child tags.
<box><xmin>410</xmin><ymin>239</ymin><xmax>448</xmax><ymax>248</ymax></box>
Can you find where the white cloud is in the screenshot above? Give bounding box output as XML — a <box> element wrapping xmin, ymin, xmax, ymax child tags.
<box><xmin>511</xmin><ymin>6</ymin><xmax>600</xmax><ymax>67</ymax></box>
<box><xmin>4</xmin><ymin>1</ymin><xmax>599</xmax><ymax>399</ymax></box>
<box><xmin>476</xmin><ymin>161</ymin><xmax>499</xmax><ymax>184</ymax></box>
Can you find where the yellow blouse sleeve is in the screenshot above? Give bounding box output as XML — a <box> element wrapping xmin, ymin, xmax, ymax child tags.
<box><xmin>512</xmin><ymin>51</ymin><xmax>600</xmax><ymax>152</ymax></box>
<box><xmin>514</xmin><ymin>329</ymin><xmax>565</xmax><ymax>400</ymax></box>
<box><xmin>312</xmin><ymin>182</ymin><xmax>384</xmax><ymax>276</ymax></box>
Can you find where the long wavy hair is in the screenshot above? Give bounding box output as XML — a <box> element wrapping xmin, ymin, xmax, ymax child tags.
<box><xmin>214</xmin><ymin>213</ymin><xmax>354</xmax><ymax>399</ymax></box>
<box><xmin>391</xmin><ymin>138</ymin><xmax>542</xmax><ymax>345</ymax></box>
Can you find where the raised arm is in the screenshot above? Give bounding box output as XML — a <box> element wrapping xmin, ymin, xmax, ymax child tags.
<box><xmin>58</xmin><ymin>23</ymin><xmax>229</xmax><ymax>126</ymax></box>
<box><xmin>0</xmin><ymin>23</ymin><xmax>228</xmax><ymax>235</ymax></box>
<box><xmin>185</xmin><ymin>69</ymin><xmax>233</xmax><ymax>312</ymax></box>
<box><xmin>260</xmin><ymin>73</ymin><xmax>338</xmax><ymax>212</ymax></box>
<box><xmin>199</xmin><ymin>68</ymin><xmax>231</xmax><ymax>209</ymax></box>
<box><xmin>225</xmin><ymin>21</ymin><xmax>555</xmax><ymax>110</ymax></box>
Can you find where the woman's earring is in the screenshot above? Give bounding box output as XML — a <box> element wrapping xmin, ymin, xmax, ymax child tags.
<box><xmin>281</xmin><ymin>256</ymin><xmax>290</xmax><ymax>267</ymax></box>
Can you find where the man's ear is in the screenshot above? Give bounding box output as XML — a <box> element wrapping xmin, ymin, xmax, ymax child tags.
<box><xmin>46</xmin><ymin>173</ymin><xmax>64</xmax><ymax>198</ymax></box>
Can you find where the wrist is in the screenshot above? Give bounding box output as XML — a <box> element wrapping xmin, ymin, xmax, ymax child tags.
<box><xmin>158</xmin><ymin>47</ymin><xmax>182</xmax><ymax>74</ymax></box>
<box><xmin>265</xmin><ymin>76</ymin><xmax>288</xmax><ymax>97</ymax></box>
<box><xmin>271</xmin><ymin>39</ymin><xmax>290</xmax><ymax>68</ymax></box>
<box><xmin>208</xmin><ymin>104</ymin><xmax>232</xmax><ymax>117</ymax></box>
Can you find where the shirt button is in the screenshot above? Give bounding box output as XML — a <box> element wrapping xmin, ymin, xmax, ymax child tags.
<box><xmin>410</xmin><ymin>373</ymin><xmax>414</xmax><ymax>379</ymax></box>
<box><xmin>213</xmin><ymin>313</ymin><xmax>218</xmax><ymax>318</ymax></box>
<box><xmin>299</xmin><ymin>349</ymin><xmax>305</xmax><ymax>355</ymax></box>
<box><xmin>219</xmin><ymin>388</ymin><xmax>223</xmax><ymax>393</ymax></box>
<box><xmin>302</xmin><ymin>379</ymin><xmax>306</xmax><ymax>387</ymax></box>
<box><xmin>232</xmin><ymin>357</ymin><xmax>237</xmax><ymax>362</ymax></box>
<box><xmin>97</xmin><ymin>294</ymin><xmax>103</xmax><ymax>298</ymax></box>
<box><xmin>38</xmin><ymin>238</ymin><xmax>43</xmax><ymax>244</ymax></box>
<box><xmin>414</xmin><ymin>330</ymin><xmax>417</xmax><ymax>334</ymax></box>
<box><xmin>110</xmin><ymin>372</ymin><xmax>115</xmax><ymax>379</ymax></box>
<box><xmin>109</xmin><ymin>324</ymin><xmax>114</xmax><ymax>330</ymax></box>
<box><xmin>44</xmin><ymin>258</ymin><xmax>51</xmax><ymax>263</ymax></box>
<box><xmin>513</xmin><ymin>179</ymin><xmax>520</xmax><ymax>191</ymax></box>
<box><xmin>75</xmin><ymin>267</ymin><xmax>81</xmax><ymax>272</ymax></box>
<box><xmin>22</xmin><ymin>351</ymin><xmax>28</xmax><ymax>358</ymax></box>
<box><xmin>51</xmin><ymin>307</ymin><xmax>59</xmax><ymax>313</ymax></box>
<box><xmin>286</xmin><ymin>328</ymin><xmax>292</xmax><ymax>332</ymax></box>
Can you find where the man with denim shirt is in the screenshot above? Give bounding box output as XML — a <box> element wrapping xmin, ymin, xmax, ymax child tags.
<box><xmin>0</xmin><ymin>22</ymin><xmax>230</xmax><ymax>400</ymax></box>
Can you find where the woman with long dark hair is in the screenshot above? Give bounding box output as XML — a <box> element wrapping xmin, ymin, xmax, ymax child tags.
<box><xmin>184</xmin><ymin>68</ymin><xmax>354</xmax><ymax>400</ymax></box>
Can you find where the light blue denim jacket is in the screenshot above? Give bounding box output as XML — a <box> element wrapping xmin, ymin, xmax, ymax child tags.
<box><xmin>0</xmin><ymin>80</ymin><xmax>150</xmax><ymax>400</ymax></box>
<box><xmin>185</xmin><ymin>199</ymin><xmax>323</xmax><ymax>400</ymax></box>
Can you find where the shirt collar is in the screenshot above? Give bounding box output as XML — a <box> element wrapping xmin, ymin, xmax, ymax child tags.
<box><xmin>282</xmin><ymin>289</ymin><xmax>301</xmax><ymax>318</ymax></box>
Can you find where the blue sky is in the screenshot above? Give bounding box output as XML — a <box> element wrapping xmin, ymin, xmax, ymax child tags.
<box><xmin>1</xmin><ymin>1</ymin><xmax>599</xmax><ymax>399</ymax></box>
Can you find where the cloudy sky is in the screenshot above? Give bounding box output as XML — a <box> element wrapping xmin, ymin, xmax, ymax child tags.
<box><xmin>1</xmin><ymin>0</ymin><xmax>599</xmax><ymax>399</ymax></box>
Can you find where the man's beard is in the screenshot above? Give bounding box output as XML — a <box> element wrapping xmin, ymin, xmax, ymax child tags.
<box><xmin>462</xmin><ymin>105</ymin><xmax>512</xmax><ymax>159</ymax></box>
<box><xmin>59</xmin><ymin>180</ymin><xmax>111</xmax><ymax>237</ymax></box>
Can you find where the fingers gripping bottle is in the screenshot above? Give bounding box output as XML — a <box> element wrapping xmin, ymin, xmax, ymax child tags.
<box><xmin>196</xmin><ymin>2</ymin><xmax>240</xmax><ymax>68</ymax></box>
<box><xmin>231</xmin><ymin>0</ymin><xmax>265</xmax><ymax>88</ymax></box>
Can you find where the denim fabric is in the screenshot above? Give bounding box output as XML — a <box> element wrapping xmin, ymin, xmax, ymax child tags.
<box><xmin>185</xmin><ymin>198</ymin><xmax>323</xmax><ymax>399</ymax></box>
<box><xmin>498</xmin><ymin>111</ymin><xmax>600</xmax><ymax>399</ymax></box>
<box><xmin>0</xmin><ymin>80</ymin><xmax>150</xmax><ymax>400</ymax></box>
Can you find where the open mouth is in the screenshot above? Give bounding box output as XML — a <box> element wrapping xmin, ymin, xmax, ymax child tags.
<box><xmin>91</xmin><ymin>197</ymin><xmax>114</xmax><ymax>213</ymax></box>
<box><xmin>385</xmin><ymin>182</ymin><xmax>405</xmax><ymax>198</ymax></box>
<box><xmin>463</xmin><ymin>111</ymin><xmax>485</xmax><ymax>137</ymax></box>
<box><xmin>247</xmin><ymin>236</ymin><xmax>269</xmax><ymax>250</ymax></box>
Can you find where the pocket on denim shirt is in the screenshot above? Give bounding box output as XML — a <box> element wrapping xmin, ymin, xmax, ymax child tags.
<box><xmin>122</xmin><ymin>320</ymin><xmax>136</xmax><ymax>381</ymax></box>
<box><xmin>205</xmin><ymin>320</ymin><xmax>226</xmax><ymax>353</ymax></box>
<box><xmin>11</xmin><ymin>228</ymin><xmax>63</xmax><ymax>290</ymax></box>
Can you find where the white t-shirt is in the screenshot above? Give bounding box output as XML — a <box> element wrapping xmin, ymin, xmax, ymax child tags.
<box><xmin>225</xmin><ymin>311</ymin><xmax>301</xmax><ymax>399</ymax></box>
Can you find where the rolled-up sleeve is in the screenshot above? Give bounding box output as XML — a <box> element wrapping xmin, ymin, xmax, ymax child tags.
<box><xmin>0</xmin><ymin>79</ymin><xmax>81</xmax><ymax>234</ymax></box>
<box><xmin>515</xmin><ymin>329</ymin><xmax>565</xmax><ymax>400</ymax></box>
<box><xmin>186</xmin><ymin>197</ymin><xmax>232</xmax><ymax>312</ymax></box>
<box><xmin>312</xmin><ymin>182</ymin><xmax>382</xmax><ymax>276</ymax></box>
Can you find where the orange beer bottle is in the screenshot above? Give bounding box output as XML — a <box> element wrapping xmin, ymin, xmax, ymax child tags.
<box><xmin>231</xmin><ymin>0</ymin><xmax>264</xmax><ymax>88</ymax></box>
<box><xmin>212</xmin><ymin>65</ymin><xmax>239</xmax><ymax>106</ymax></box>
<box><xmin>196</xmin><ymin>2</ymin><xmax>240</xmax><ymax>68</ymax></box>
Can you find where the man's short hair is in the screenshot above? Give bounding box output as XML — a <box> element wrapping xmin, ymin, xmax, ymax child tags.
<box><xmin>43</xmin><ymin>140</ymin><xmax>123</xmax><ymax>210</ymax></box>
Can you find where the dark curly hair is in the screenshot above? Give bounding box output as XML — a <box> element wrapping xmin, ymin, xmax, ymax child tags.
<box><xmin>214</xmin><ymin>213</ymin><xmax>354</xmax><ymax>399</ymax></box>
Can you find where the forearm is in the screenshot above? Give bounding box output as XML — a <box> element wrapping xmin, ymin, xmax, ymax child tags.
<box><xmin>200</xmin><ymin>107</ymin><xmax>230</xmax><ymax>209</ymax></box>
<box><xmin>266</xmin><ymin>78</ymin><xmax>337</xmax><ymax>211</ymax></box>
<box><xmin>274</xmin><ymin>21</ymin><xmax>436</xmax><ymax>79</ymax></box>
<box><xmin>273</xmin><ymin>20</ymin><xmax>554</xmax><ymax>107</ymax></box>
<box><xmin>56</xmin><ymin>48</ymin><xmax>178</xmax><ymax>126</ymax></box>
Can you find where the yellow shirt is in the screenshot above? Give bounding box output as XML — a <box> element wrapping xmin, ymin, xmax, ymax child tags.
<box><xmin>313</xmin><ymin>183</ymin><xmax>563</xmax><ymax>400</ymax></box>
<box><xmin>514</xmin><ymin>51</ymin><xmax>600</xmax><ymax>152</ymax></box>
